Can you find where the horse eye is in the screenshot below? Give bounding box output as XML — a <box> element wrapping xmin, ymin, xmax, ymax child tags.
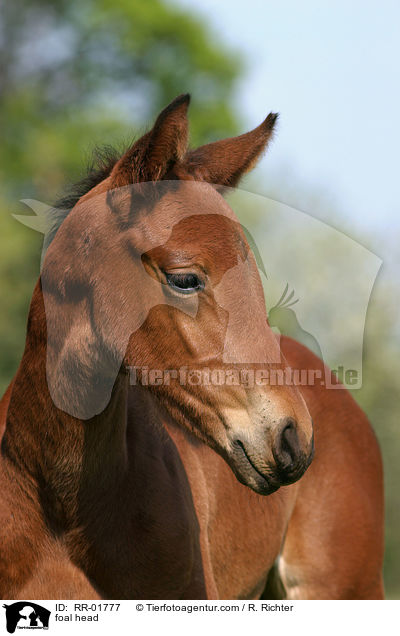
<box><xmin>165</xmin><ymin>272</ymin><xmax>204</xmax><ymax>294</ymax></box>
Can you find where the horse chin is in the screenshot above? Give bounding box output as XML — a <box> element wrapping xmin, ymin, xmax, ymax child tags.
<box><xmin>237</xmin><ymin>471</ymin><xmax>281</xmax><ymax>497</ymax></box>
<box><xmin>225</xmin><ymin>440</ymin><xmax>313</xmax><ymax>495</ymax></box>
<box><xmin>225</xmin><ymin>443</ymin><xmax>282</xmax><ymax>496</ymax></box>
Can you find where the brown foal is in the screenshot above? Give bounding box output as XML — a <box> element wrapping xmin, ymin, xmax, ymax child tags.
<box><xmin>0</xmin><ymin>95</ymin><xmax>384</xmax><ymax>599</ymax></box>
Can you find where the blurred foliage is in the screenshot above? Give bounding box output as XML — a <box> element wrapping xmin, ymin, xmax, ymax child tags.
<box><xmin>0</xmin><ymin>0</ymin><xmax>399</xmax><ymax>600</ymax></box>
<box><xmin>0</xmin><ymin>0</ymin><xmax>241</xmax><ymax>201</ymax></box>
<box><xmin>0</xmin><ymin>0</ymin><xmax>242</xmax><ymax>387</ymax></box>
<box><xmin>357</xmin><ymin>280</ymin><xmax>400</xmax><ymax>599</ymax></box>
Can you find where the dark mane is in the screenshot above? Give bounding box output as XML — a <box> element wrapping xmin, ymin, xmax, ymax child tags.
<box><xmin>55</xmin><ymin>144</ymin><xmax>121</xmax><ymax>213</ymax></box>
<box><xmin>41</xmin><ymin>145</ymin><xmax>122</xmax><ymax>252</ymax></box>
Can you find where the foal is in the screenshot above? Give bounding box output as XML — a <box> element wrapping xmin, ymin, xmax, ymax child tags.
<box><xmin>0</xmin><ymin>95</ymin><xmax>384</xmax><ymax>599</ymax></box>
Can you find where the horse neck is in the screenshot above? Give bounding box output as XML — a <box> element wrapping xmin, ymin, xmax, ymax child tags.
<box><xmin>2</xmin><ymin>281</ymin><xmax>130</xmax><ymax>528</ymax></box>
<box><xmin>0</xmin><ymin>282</ymin><xmax>208</xmax><ymax>598</ymax></box>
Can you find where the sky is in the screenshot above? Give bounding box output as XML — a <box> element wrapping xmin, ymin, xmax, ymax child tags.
<box><xmin>174</xmin><ymin>0</ymin><xmax>400</xmax><ymax>249</ymax></box>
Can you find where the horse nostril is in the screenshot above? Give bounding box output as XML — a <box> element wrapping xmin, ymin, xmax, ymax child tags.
<box><xmin>273</xmin><ymin>417</ymin><xmax>300</xmax><ymax>472</ymax></box>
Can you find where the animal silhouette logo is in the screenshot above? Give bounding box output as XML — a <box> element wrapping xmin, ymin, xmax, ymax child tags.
<box><xmin>3</xmin><ymin>602</ymin><xmax>50</xmax><ymax>633</ymax></box>
<box><xmin>268</xmin><ymin>283</ymin><xmax>323</xmax><ymax>361</ymax></box>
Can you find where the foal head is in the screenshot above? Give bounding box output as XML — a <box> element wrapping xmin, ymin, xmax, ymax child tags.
<box><xmin>41</xmin><ymin>94</ymin><xmax>313</xmax><ymax>495</ymax></box>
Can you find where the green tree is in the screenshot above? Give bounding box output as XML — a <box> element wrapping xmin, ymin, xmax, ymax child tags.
<box><xmin>0</xmin><ymin>0</ymin><xmax>243</xmax><ymax>390</ymax></box>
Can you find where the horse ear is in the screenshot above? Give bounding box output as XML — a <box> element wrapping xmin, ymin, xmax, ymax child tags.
<box><xmin>183</xmin><ymin>112</ymin><xmax>278</xmax><ymax>188</ymax></box>
<box><xmin>110</xmin><ymin>93</ymin><xmax>190</xmax><ymax>187</ymax></box>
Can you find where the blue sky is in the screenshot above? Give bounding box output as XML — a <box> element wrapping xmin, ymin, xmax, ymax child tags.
<box><xmin>175</xmin><ymin>0</ymin><xmax>400</xmax><ymax>244</ymax></box>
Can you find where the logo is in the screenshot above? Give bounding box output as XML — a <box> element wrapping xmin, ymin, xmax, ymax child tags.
<box><xmin>3</xmin><ymin>603</ymin><xmax>50</xmax><ymax>633</ymax></box>
<box><xmin>14</xmin><ymin>186</ymin><xmax>381</xmax><ymax>414</ymax></box>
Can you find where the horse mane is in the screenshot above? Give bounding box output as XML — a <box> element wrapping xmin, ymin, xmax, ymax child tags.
<box><xmin>57</xmin><ymin>145</ymin><xmax>121</xmax><ymax>210</ymax></box>
<box><xmin>48</xmin><ymin>145</ymin><xmax>122</xmax><ymax>242</ymax></box>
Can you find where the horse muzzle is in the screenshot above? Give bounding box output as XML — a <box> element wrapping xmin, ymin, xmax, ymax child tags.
<box><xmin>226</xmin><ymin>417</ymin><xmax>314</xmax><ymax>496</ymax></box>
